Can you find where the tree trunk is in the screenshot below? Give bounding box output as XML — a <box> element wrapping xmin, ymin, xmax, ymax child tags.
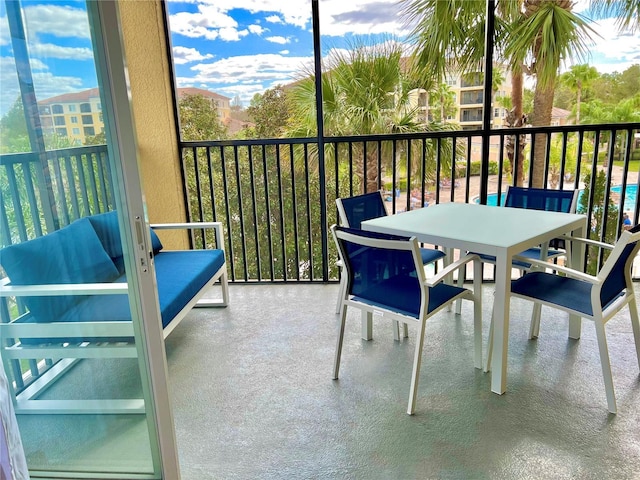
<box><xmin>530</xmin><ymin>80</ymin><xmax>555</xmax><ymax>188</ymax></box>
<box><xmin>576</xmin><ymin>82</ymin><xmax>582</xmax><ymax>124</ymax></box>
<box><xmin>366</xmin><ymin>157</ymin><xmax>379</xmax><ymax>193</ymax></box>
<box><xmin>506</xmin><ymin>68</ymin><xmax>526</xmax><ymax>186</ymax></box>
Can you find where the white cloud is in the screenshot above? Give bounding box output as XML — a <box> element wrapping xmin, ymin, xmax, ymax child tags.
<box><xmin>249</xmin><ymin>24</ymin><xmax>266</xmax><ymax>35</ymax></box>
<box><xmin>23</xmin><ymin>4</ymin><xmax>91</xmax><ymax>40</ymax></box>
<box><xmin>0</xmin><ymin>56</ymin><xmax>86</xmax><ymax>116</ymax></box>
<box><xmin>200</xmin><ymin>0</ymin><xmax>310</xmax><ymax>28</ymax></box>
<box><xmin>30</xmin><ymin>43</ymin><xmax>93</xmax><ymax>60</ymax></box>
<box><xmin>182</xmin><ymin>53</ymin><xmax>313</xmax><ymax>88</ymax></box>
<box><xmin>170</xmin><ymin>6</ymin><xmax>237</xmax><ymax>40</ymax></box>
<box><xmin>265</xmin><ymin>15</ymin><xmax>283</xmax><ymax>24</ymax></box>
<box><xmin>219</xmin><ymin>27</ymin><xmax>249</xmax><ymax>42</ymax></box>
<box><xmin>266</xmin><ymin>36</ymin><xmax>289</xmax><ymax>45</ymax></box>
<box><xmin>0</xmin><ymin>15</ymin><xmax>9</xmax><ymax>47</ymax></box>
<box><xmin>279</xmin><ymin>50</ymin><xmax>290</xmax><ymax>55</ymax></box>
<box><xmin>576</xmin><ymin>17</ymin><xmax>640</xmax><ymax>73</ymax></box>
<box><xmin>32</xmin><ymin>71</ymin><xmax>85</xmax><ymax>99</ymax></box>
<box><xmin>318</xmin><ymin>0</ymin><xmax>409</xmax><ymax>37</ymax></box>
<box><xmin>173</xmin><ymin>46</ymin><xmax>215</xmax><ymax>64</ymax></box>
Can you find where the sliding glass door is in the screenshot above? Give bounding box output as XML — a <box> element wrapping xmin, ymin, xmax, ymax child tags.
<box><xmin>0</xmin><ymin>0</ymin><xmax>178</xmax><ymax>477</ymax></box>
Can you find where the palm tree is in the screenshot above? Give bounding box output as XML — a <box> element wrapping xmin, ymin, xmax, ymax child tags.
<box><xmin>429</xmin><ymin>83</ymin><xmax>456</xmax><ymax>124</ymax></box>
<box><xmin>286</xmin><ymin>39</ymin><xmax>454</xmax><ymax>193</ymax></box>
<box><xmin>560</xmin><ymin>64</ymin><xmax>599</xmax><ymax>124</ymax></box>
<box><xmin>401</xmin><ymin>0</ymin><xmax>597</xmax><ymax>187</ymax></box>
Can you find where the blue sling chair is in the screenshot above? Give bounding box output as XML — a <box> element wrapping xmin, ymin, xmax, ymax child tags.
<box><xmin>335</xmin><ymin>192</ymin><xmax>445</xmax><ymax>339</ymax></box>
<box><xmin>459</xmin><ymin>186</ymin><xmax>579</xmax><ymax>338</ymax></box>
<box><xmin>486</xmin><ymin>224</ymin><xmax>640</xmax><ymax>413</ymax></box>
<box><xmin>331</xmin><ymin>225</ymin><xmax>482</xmax><ymax>415</ymax></box>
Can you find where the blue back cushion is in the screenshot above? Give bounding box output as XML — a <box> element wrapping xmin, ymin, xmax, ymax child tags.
<box><xmin>339</xmin><ymin>192</ymin><xmax>387</xmax><ymax>229</ymax></box>
<box><xmin>336</xmin><ymin>226</ymin><xmax>421</xmax><ymax>316</ymax></box>
<box><xmin>505</xmin><ymin>187</ymin><xmax>575</xmax><ymax>213</ymax></box>
<box><xmin>88</xmin><ymin>211</ymin><xmax>163</xmax><ymax>272</ymax></box>
<box><xmin>0</xmin><ymin>217</ymin><xmax>119</xmax><ymax>322</ymax></box>
<box><xmin>600</xmin><ymin>224</ymin><xmax>640</xmax><ymax>307</ymax></box>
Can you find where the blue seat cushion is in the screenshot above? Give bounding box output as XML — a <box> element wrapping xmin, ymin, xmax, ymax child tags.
<box><xmin>477</xmin><ymin>246</ymin><xmax>565</xmax><ymax>269</ymax></box>
<box><xmin>351</xmin><ymin>273</ymin><xmax>467</xmax><ymax>317</ymax></box>
<box><xmin>0</xmin><ymin>217</ymin><xmax>119</xmax><ymax>322</ymax></box>
<box><xmin>153</xmin><ymin>250</ymin><xmax>225</xmax><ymax>328</ymax></box>
<box><xmin>18</xmin><ymin>249</ymin><xmax>226</xmax><ymax>344</ymax></box>
<box><xmin>511</xmin><ymin>272</ymin><xmax>594</xmax><ymax>315</ymax></box>
<box><xmin>420</xmin><ymin>248</ymin><xmax>446</xmax><ymax>265</ymax></box>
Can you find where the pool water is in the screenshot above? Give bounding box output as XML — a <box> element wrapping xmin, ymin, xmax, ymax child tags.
<box><xmin>481</xmin><ymin>185</ymin><xmax>637</xmax><ymax>213</ymax></box>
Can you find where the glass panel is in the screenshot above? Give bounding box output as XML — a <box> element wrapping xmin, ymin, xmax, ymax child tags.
<box><xmin>0</xmin><ymin>0</ymin><xmax>163</xmax><ymax>477</ymax></box>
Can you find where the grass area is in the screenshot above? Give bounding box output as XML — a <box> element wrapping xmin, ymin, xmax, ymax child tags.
<box><xmin>614</xmin><ymin>160</ymin><xmax>640</xmax><ymax>173</ymax></box>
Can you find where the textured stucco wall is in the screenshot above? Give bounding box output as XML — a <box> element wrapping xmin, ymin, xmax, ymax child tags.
<box><xmin>118</xmin><ymin>1</ymin><xmax>187</xmax><ymax>249</ymax></box>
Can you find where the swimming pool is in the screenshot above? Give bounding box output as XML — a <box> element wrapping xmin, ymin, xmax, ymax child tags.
<box><xmin>479</xmin><ymin>185</ymin><xmax>637</xmax><ymax>212</ymax></box>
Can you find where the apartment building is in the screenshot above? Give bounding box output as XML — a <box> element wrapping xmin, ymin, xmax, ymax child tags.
<box><xmin>38</xmin><ymin>87</ymin><xmax>231</xmax><ymax>145</ymax></box>
<box><xmin>176</xmin><ymin>87</ymin><xmax>231</xmax><ymax>121</ymax></box>
<box><xmin>38</xmin><ymin>87</ymin><xmax>103</xmax><ymax>144</ymax></box>
<box><xmin>408</xmin><ymin>68</ymin><xmax>513</xmax><ymax>130</ymax></box>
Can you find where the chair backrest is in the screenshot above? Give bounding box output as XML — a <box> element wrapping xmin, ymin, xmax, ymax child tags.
<box><xmin>336</xmin><ymin>192</ymin><xmax>387</xmax><ymax>229</ymax></box>
<box><xmin>598</xmin><ymin>224</ymin><xmax>640</xmax><ymax>307</ymax></box>
<box><xmin>331</xmin><ymin>225</ymin><xmax>424</xmax><ymax>317</ymax></box>
<box><xmin>504</xmin><ymin>186</ymin><xmax>578</xmax><ymax>214</ymax></box>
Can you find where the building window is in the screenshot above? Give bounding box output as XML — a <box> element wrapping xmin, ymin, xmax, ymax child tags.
<box><xmin>54</xmin><ymin>116</ymin><xmax>65</xmax><ymax>126</ymax></box>
<box><xmin>83</xmin><ymin>126</ymin><xmax>95</xmax><ymax>136</ymax></box>
<box><xmin>71</xmin><ymin>116</ymin><xmax>78</xmax><ymax>123</ymax></box>
<box><xmin>96</xmin><ymin>102</ymin><xmax>101</xmax><ymax>111</ymax></box>
<box><xmin>68</xmin><ymin>105</ymin><xmax>77</xmax><ymax>112</ymax></box>
<box><xmin>82</xmin><ymin>115</ymin><xmax>93</xmax><ymax>124</ymax></box>
<box><xmin>72</xmin><ymin>128</ymin><xmax>80</xmax><ymax>135</ymax></box>
<box><xmin>80</xmin><ymin>103</ymin><xmax>91</xmax><ymax>113</ymax></box>
<box><xmin>52</xmin><ymin>104</ymin><xmax>63</xmax><ymax>114</ymax></box>
<box><xmin>494</xmin><ymin>108</ymin><xmax>499</xmax><ymax>117</ymax></box>
<box><xmin>56</xmin><ymin>128</ymin><xmax>67</xmax><ymax>136</ymax></box>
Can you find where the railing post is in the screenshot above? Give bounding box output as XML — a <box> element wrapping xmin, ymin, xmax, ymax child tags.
<box><xmin>479</xmin><ymin>0</ymin><xmax>496</xmax><ymax>205</ymax></box>
<box><xmin>312</xmin><ymin>0</ymin><xmax>329</xmax><ymax>281</ymax></box>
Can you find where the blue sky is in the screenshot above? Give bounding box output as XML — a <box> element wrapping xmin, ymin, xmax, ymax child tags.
<box><xmin>0</xmin><ymin>0</ymin><xmax>639</xmax><ymax>116</ymax></box>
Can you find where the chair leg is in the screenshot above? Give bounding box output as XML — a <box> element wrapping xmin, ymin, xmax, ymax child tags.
<box><xmin>484</xmin><ymin>308</ymin><xmax>494</xmax><ymax>373</ymax></box>
<box><xmin>402</xmin><ymin>322</ymin><xmax>409</xmax><ymax>338</ymax></box>
<box><xmin>361</xmin><ymin>310</ymin><xmax>373</xmax><ymax>340</ymax></box>
<box><xmin>628</xmin><ymin>297</ymin><xmax>640</xmax><ymax>371</ymax></box>
<box><xmin>528</xmin><ymin>303</ymin><xmax>542</xmax><ymax>339</ymax></box>
<box><xmin>335</xmin><ymin>275</ymin><xmax>346</xmax><ymax>314</ymax></box>
<box><xmin>455</xmin><ymin>262</ymin><xmax>466</xmax><ymax>314</ymax></box>
<box><xmin>407</xmin><ymin>316</ymin><xmax>427</xmax><ymax>415</ymax></box>
<box><xmin>393</xmin><ymin>320</ymin><xmax>400</xmax><ymax>341</ymax></box>
<box><xmin>594</xmin><ymin>320</ymin><xmax>617</xmax><ymax>414</ymax></box>
<box><xmin>333</xmin><ymin>306</ymin><xmax>348</xmax><ymax>380</ymax></box>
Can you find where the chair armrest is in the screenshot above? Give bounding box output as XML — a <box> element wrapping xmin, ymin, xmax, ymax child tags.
<box><xmin>511</xmin><ymin>255</ymin><xmax>598</xmax><ymax>284</ymax></box>
<box><xmin>0</xmin><ymin>276</ymin><xmax>128</xmax><ymax>297</ymax></box>
<box><xmin>426</xmin><ymin>254</ymin><xmax>479</xmax><ymax>287</ymax></box>
<box><xmin>558</xmin><ymin>235</ymin><xmax>614</xmax><ymax>251</ymax></box>
<box><xmin>150</xmin><ymin>222</ymin><xmax>225</xmax><ymax>250</ymax></box>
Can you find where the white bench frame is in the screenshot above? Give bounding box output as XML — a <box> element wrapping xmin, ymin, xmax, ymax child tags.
<box><xmin>0</xmin><ymin>222</ymin><xmax>228</xmax><ymax>414</ymax></box>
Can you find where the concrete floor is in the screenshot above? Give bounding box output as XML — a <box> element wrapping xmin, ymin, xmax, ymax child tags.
<box><xmin>165</xmin><ymin>283</ymin><xmax>640</xmax><ymax>480</ymax></box>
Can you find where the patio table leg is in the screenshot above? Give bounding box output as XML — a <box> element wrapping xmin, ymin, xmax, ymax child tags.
<box><xmin>490</xmin><ymin>253</ymin><xmax>511</xmax><ymax>395</ymax></box>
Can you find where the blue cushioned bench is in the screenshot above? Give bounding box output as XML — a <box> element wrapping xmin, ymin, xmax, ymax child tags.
<box><xmin>0</xmin><ymin>211</ymin><xmax>229</xmax><ymax>414</ymax></box>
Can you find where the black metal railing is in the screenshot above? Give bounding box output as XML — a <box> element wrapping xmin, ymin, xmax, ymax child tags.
<box><xmin>179</xmin><ymin>123</ymin><xmax>640</xmax><ymax>283</ymax></box>
<box><xmin>1</xmin><ymin>144</ymin><xmax>113</xmax><ymax>246</ymax></box>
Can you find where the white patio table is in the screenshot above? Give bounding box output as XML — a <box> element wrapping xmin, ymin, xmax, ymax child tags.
<box><xmin>361</xmin><ymin>202</ymin><xmax>587</xmax><ymax>395</ymax></box>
